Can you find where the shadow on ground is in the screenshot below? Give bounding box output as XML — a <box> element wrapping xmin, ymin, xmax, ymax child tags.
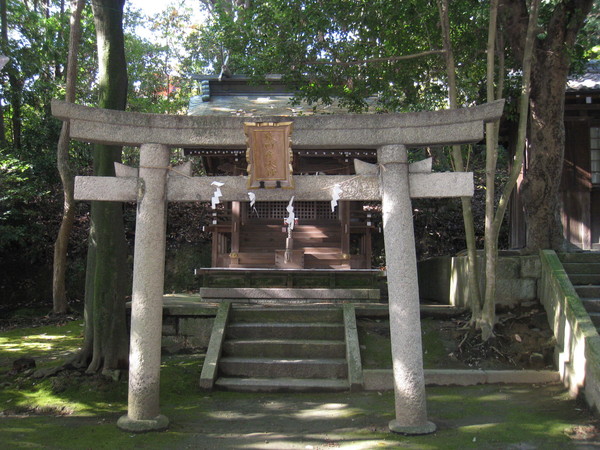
<box><xmin>2</xmin><ymin>383</ymin><xmax>599</xmax><ymax>449</ymax></box>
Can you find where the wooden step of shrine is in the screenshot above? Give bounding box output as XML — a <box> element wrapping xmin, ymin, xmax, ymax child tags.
<box><xmin>200</xmin><ymin>304</ymin><xmax>363</xmax><ymax>392</ymax></box>
<box><xmin>196</xmin><ymin>268</ymin><xmax>384</xmax><ymax>290</ymax></box>
<box><xmin>199</xmin><ymin>287</ymin><xmax>380</xmax><ymax>302</ymax></box>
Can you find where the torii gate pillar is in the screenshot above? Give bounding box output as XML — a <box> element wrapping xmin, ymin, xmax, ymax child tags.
<box><xmin>117</xmin><ymin>143</ymin><xmax>170</xmax><ymax>432</ymax></box>
<box><xmin>379</xmin><ymin>145</ymin><xmax>436</xmax><ymax>435</ymax></box>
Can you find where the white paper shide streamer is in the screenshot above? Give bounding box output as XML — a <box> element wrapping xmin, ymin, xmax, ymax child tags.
<box><xmin>331</xmin><ymin>183</ymin><xmax>342</xmax><ymax>212</ymax></box>
<box><xmin>247</xmin><ymin>192</ymin><xmax>256</xmax><ymax>208</ymax></box>
<box><xmin>284</xmin><ymin>196</ymin><xmax>295</xmax><ymax>230</ymax></box>
<box><xmin>211</xmin><ymin>181</ymin><xmax>224</xmax><ymax>209</ymax></box>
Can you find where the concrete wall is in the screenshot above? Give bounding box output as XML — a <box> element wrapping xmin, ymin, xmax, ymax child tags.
<box><xmin>417</xmin><ymin>253</ymin><xmax>541</xmax><ymax>307</ymax></box>
<box><xmin>538</xmin><ymin>250</ymin><xmax>600</xmax><ymax>413</ymax></box>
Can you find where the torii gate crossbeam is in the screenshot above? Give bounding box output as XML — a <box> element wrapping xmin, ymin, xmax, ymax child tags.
<box><xmin>53</xmin><ymin>99</ymin><xmax>504</xmax><ymax>434</ymax></box>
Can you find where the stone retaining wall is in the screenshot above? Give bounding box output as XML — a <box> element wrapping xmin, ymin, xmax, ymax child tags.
<box><xmin>417</xmin><ymin>253</ymin><xmax>541</xmax><ymax>307</ymax></box>
<box><xmin>539</xmin><ymin>250</ymin><xmax>600</xmax><ymax>413</ymax></box>
<box><xmin>157</xmin><ymin>296</ymin><xmax>217</xmax><ymax>353</ymax></box>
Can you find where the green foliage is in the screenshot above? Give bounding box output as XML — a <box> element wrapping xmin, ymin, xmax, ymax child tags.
<box><xmin>0</xmin><ymin>154</ymin><xmax>37</xmax><ymax>248</ymax></box>
<box><xmin>208</xmin><ymin>0</ymin><xmax>492</xmax><ymax>112</ymax></box>
<box><xmin>574</xmin><ymin>0</ymin><xmax>600</xmax><ymax>64</ymax></box>
<box><xmin>125</xmin><ymin>1</ymin><xmax>218</xmax><ymax>115</ymax></box>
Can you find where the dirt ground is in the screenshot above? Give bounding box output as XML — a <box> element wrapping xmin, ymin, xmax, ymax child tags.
<box><xmin>358</xmin><ymin>301</ymin><xmax>557</xmax><ymax>371</ymax></box>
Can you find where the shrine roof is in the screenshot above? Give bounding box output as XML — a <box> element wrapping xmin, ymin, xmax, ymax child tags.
<box><xmin>187</xmin><ymin>75</ymin><xmax>377</xmax><ymax>117</ymax></box>
<box><xmin>567</xmin><ymin>60</ymin><xmax>600</xmax><ymax>92</ymax></box>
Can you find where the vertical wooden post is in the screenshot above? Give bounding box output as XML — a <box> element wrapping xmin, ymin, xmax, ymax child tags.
<box><xmin>340</xmin><ymin>201</ymin><xmax>350</xmax><ymax>268</ymax></box>
<box><xmin>364</xmin><ymin>228</ymin><xmax>372</xmax><ymax>269</ymax></box>
<box><xmin>211</xmin><ymin>231</ymin><xmax>219</xmax><ymax>267</ymax></box>
<box><xmin>231</xmin><ymin>201</ymin><xmax>241</xmax><ymax>255</ymax></box>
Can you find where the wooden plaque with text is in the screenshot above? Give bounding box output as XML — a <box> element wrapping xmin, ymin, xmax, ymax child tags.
<box><xmin>245</xmin><ymin>121</ymin><xmax>293</xmax><ymax>189</ymax></box>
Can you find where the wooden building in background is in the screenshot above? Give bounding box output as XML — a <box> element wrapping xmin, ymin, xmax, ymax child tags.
<box><xmin>510</xmin><ymin>61</ymin><xmax>600</xmax><ymax>250</ymax></box>
<box><xmin>561</xmin><ymin>61</ymin><xmax>600</xmax><ymax>250</ymax></box>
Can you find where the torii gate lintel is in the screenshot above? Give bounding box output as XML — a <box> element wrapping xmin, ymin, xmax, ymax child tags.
<box><xmin>55</xmin><ymin>100</ymin><xmax>504</xmax><ymax>434</ymax></box>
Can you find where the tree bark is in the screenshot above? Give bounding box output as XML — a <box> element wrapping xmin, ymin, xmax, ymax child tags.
<box><xmin>499</xmin><ymin>0</ymin><xmax>595</xmax><ymax>252</ymax></box>
<box><xmin>74</xmin><ymin>0</ymin><xmax>129</xmax><ymax>374</ymax></box>
<box><xmin>53</xmin><ymin>0</ymin><xmax>85</xmax><ymax>315</ymax></box>
<box><xmin>437</xmin><ymin>0</ymin><xmax>482</xmax><ymax>323</ymax></box>
<box><xmin>0</xmin><ymin>0</ymin><xmax>7</xmax><ymax>145</ymax></box>
<box><xmin>1</xmin><ymin>0</ymin><xmax>21</xmax><ymax>150</ymax></box>
<box><xmin>481</xmin><ymin>0</ymin><xmax>500</xmax><ymax>341</ymax></box>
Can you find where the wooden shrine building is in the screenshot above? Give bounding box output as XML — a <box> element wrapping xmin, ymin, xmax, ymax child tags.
<box><xmin>510</xmin><ymin>61</ymin><xmax>600</xmax><ymax>250</ymax></box>
<box><xmin>186</xmin><ymin>76</ymin><xmax>379</xmax><ymax>269</ymax></box>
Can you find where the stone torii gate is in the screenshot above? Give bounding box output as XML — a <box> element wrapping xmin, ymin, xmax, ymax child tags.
<box><xmin>52</xmin><ymin>99</ymin><xmax>504</xmax><ymax>434</ymax></box>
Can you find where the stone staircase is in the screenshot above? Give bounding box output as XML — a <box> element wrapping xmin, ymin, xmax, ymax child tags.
<box><xmin>559</xmin><ymin>253</ymin><xmax>600</xmax><ymax>327</ymax></box>
<box><xmin>200</xmin><ymin>303</ymin><xmax>363</xmax><ymax>392</ymax></box>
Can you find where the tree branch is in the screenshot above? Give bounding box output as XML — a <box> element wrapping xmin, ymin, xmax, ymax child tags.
<box><xmin>306</xmin><ymin>49</ymin><xmax>446</xmax><ymax>66</ymax></box>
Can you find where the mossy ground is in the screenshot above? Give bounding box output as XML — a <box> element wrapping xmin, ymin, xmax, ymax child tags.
<box><xmin>1</xmin><ymin>319</ymin><xmax>599</xmax><ymax>448</ymax></box>
<box><xmin>358</xmin><ymin>317</ymin><xmax>468</xmax><ymax>369</ymax></box>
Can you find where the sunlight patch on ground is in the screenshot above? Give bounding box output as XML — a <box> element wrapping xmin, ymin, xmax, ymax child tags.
<box><xmin>457</xmin><ymin>422</ymin><xmax>502</xmax><ymax>432</ymax></box>
<box><xmin>294</xmin><ymin>403</ymin><xmax>357</xmax><ymax>419</ymax></box>
<box><xmin>206</xmin><ymin>410</ymin><xmax>267</xmax><ymax>420</ymax></box>
<box><xmin>0</xmin><ymin>333</ymin><xmax>71</xmax><ymax>353</ymax></box>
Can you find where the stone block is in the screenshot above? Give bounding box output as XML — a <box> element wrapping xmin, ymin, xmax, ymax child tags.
<box><xmin>162</xmin><ymin>318</ymin><xmax>177</xmax><ymax>336</ymax></box>
<box><xmin>363</xmin><ymin>369</ymin><xmax>394</xmax><ymax>391</ymax></box>
<box><xmin>495</xmin><ymin>278</ymin><xmax>537</xmax><ymax>306</ymax></box>
<box><xmin>520</xmin><ymin>255</ymin><xmax>542</xmax><ymax>279</ymax></box>
<box><xmin>178</xmin><ymin>317</ymin><xmax>214</xmax><ymax>342</ymax></box>
<box><xmin>485</xmin><ymin>370</ymin><xmax>559</xmax><ymax>384</ymax></box>
<box><xmin>162</xmin><ymin>335</ymin><xmax>186</xmax><ymax>354</ymax></box>
<box><xmin>496</xmin><ymin>257</ymin><xmax>520</xmax><ymax>279</ymax></box>
<box><xmin>184</xmin><ymin>334</ymin><xmax>211</xmax><ymax>348</ymax></box>
<box><xmin>425</xmin><ymin>369</ymin><xmax>487</xmax><ymax>386</ymax></box>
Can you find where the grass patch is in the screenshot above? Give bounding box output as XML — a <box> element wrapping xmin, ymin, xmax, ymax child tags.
<box><xmin>1</xmin><ymin>317</ymin><xmax>598</xmax><ymax>448</ymax></box>
<box><xmin>358</xmin><ymin>317</ymin><xmax>464</xmax><ymax>369</ymax></box>
<box><xmin>421</xmin><ymin>317</ymin><xmax>456</xmax><ymax>369</ymax></box>
<box><xmin>357</xmin><ymin>319</ymin><xmax>392</xmax><ymax>369</ymax></box>
<box><xmin>0</xmin><ymin>320</ymin><xmax>83</xmax><ymax>371</ymax></box>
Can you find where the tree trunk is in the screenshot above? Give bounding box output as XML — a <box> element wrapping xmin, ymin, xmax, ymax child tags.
<box><xmin>53</xmin><ymin>0</ymin><xmax>85</xmax><ymax>315</ymax></box>
<box><xmin>1</xmin><ymin>0</ymin><xmax>21</xmax><ymax>150</ymax></box>
<box><xmin>500</xmin><ymin>0</ymin><xmax>595</xmax><ymax>252</ymax></box>
<box><xmin>74</xmin><ymin>0</ymin><xmax>129</xmax><ymax>374</ymax></box>
<box><xmin>0</xmin><ymin>0</ymin><xmax>6</xmax><ymax>145</ymax></box>
<box><xmin>480</xmin><ymin>0</ymin><xmax>500</xmax><ymax>341</ymax></box>
<box><xmin>522</xmin><ymin>63</ymin><xmax>569</xmax><ymax>251</ymax></box>
<box><xmin>436</xmin><ymin>0</ymin><xmax>482</xmax><ymax>321</ymax></box>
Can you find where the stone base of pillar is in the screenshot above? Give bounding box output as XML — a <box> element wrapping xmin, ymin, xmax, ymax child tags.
<box><xmin>117</xmin><ymin>414</ymin><xmax>169</xmax><ymax>433</ymax></box>
<box><xmin>388</xmin><ymin>419</ymin><xmax>436</xmax><ymax>435</ymax></box>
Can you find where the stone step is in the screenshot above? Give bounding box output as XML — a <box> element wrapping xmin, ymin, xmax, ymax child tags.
<box><xmin>222</xmin><ymin>339</ymin><xmax>346</xmax><ymax>359</ymax></box>
<box><xmin>582</xmin><ymin>298</ymin><xmax>600</xmax><ymax>313</ymax></box>
<box><xmin>561</xmin><ymin>262</ymin><xmax>600</xmax><ymax>275</ymax></box>
<box><xmin>568</xmin><ymin>274</ymin><xmax>600</xmax><ymax>285</ymax></box>
<box><xmin>575</xmin><ymin>285</ymin><xmax>600</xmax><ymax>298</ymax></box>
<box><xmin>219</xmin><ymin>357</ymin><xmax>348</xmax><ymax>379</ymax></box>
<box><xmin>558</xmin><ymin>252</ymin><xmax>600</xmax><ymax>263</ymax></box>
<box><xmin>215</xmin><ymin>377</ymin><xmax>349</xmax><ymax>393</ymax></box>
<box><xmin>230</xmin><ymin>307</ymin><xmax>343</xmax><ymax>323</ymax></box>
<box><xmin>226</xmin><ymin>322</ymin><xmax>345</xmax><ymax>340</ymax></box>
